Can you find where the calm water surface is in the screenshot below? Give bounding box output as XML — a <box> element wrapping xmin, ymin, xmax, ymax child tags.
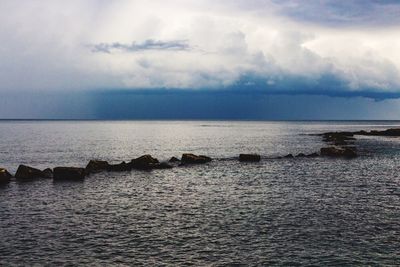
<box><xmin>0</xmin><ymin>121</ymin><xmax>399</xmax><ymax>266</ymax></box>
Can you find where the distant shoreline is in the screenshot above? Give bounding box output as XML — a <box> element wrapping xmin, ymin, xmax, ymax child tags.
<box><xmin>1</xmin><ymin>119</ymin><xmax>400</xmax><ymax>122</ymax></box>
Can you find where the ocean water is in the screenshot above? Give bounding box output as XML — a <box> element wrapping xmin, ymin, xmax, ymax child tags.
<box><xmin>0</xmin><ymin>120</ymin><xmax>399</xmax><ymax>266</ymax></box>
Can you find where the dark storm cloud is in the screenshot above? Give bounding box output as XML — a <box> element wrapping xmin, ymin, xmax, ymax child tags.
<box><xmin>90</xmin><ymin>39</ymin><xmax>190</xmax><ymax>54</ymax></box>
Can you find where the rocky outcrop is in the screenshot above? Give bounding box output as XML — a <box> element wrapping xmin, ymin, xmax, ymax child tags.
<box><xmin>153</xmin><ymin>162</ymin><xmax>173</xmax><ymax>169</ymax></box>
<box><xmin>107</xmin><ymin>161</ymin><xmax>130</xmax><ymax>172</ymax></box>
<box><xmin>321</xmin><ymin>128</ymin><xmax>400</xmax><ymax>139</ymax></box>
<box><xmin>42</xmin><ymin>168</ymin><xmax>53</xmax><ymax>179</ymax></box>
<box><xmin>169</xmin><ymin>157</ymin><xmax>180</xmax><ymax>163</ymax></box>
<box><xmin>355</xmin><ymin>128</ymin><xmax>400</xmax><ymax>136</ymax></box>
<box><xmin>85</xmin><ymin>160</ymin><xmax>110</xmax><ymax>174</ymax></box>
<box><xmin>15</xmin><ymin>165</ymin><xmax>49</xmax><ymax>180</ymax></box>
<box><xmin>320</xmin><ymin>147</ymin><xmax>357</xmax><ymax>158</ymax></box>
<box><xmin>239</xmin><ymin>154</ymin><xmax>261</xmax><ymax>162</ymax></box>
<box><xmin>322</xmin><ymin>132</ymin><xmax>356</xmax><ymax>146</ymax></box>
<box><xmin>0</xmin><ymin>168</ymin><xmax>12</xmax><ymax>184</ymax></box>
<box><xmin>130</xmin><ymin>155</ymin><xmax>159</xmax><ymax>170</ymax></box>
<box><xmin>181</xmin><ymin>154</ymin><xmax>212</xmax><ymax>164</ymax></box>
<box><xmin>53</xmin><ymin>167</ymin><xmax>85</xmax><ymax>181</ymax></box>
<box><xmin>284</xmin><ymin>154</ymin><xmax>294</xmax><ymax>158</ymax></box>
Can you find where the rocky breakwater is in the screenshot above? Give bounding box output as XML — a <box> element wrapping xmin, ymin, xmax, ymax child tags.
<box><xmin>0</xmin><ymin>168</ymin><xmax>12</xmax><ymax>184</ymax></box>
<box><xmin>181</xmin><ymin>154</ymin><xmax>212</xmax><ymax>165</ymax></box>
<box><xmin>54</xmin><ymin>167</ymin><xmax>86</xmax><ymax>181</ymax></box>
<box><xmin>319</xmin><ymin>131</ymin><xmax>357</xmax><ymax>158</ymax></box>
<box><xmin>15</xmin><ymin>165</ymin><xmax>53</xmax><ymax>180</ymax></box>
<box><xmin>239</xmin><ymin>154</ymin><xmax>261</xmax><ymax>162</ymax></box>
<box><xmin>317</xmin><ymin>127</ymin><xmax>400</xmax><ymax>158</ymax></box>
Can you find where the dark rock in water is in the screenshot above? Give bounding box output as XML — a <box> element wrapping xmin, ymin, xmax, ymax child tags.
<box><xmin>42</xmin><ymin>168</ymin><xmax>53</xmax><ymax>179</ymax></box>
<box><xmin>130</xmin><ymin>155</ymin><xmax>159</xmax><ymax>170</ymax></box>
<box><xmin>322</xmin><ymin>132</ymin><xmax>356</xmax><ymax>145</ymax></box>
<box><xmin>320</xmin><ymin>147</ymin><xmax>357</xmax><ymax>158</ymax></box>
<box><xmin>364</xmin><ymin>128</ymin><xmax>400</xmax><ymax>136</ymax></box>
<box><xmin>296</xmin><ymin>153</ymin><xmax>306</xmax><ymax>157</ymax></box>
<box><xmin>239</xmin><ymin>154</ymin><xmax>261</xmax><ymax>162</ymax></box>
<box><xmin>181</xmin><ymin>154</ymin><xmax>212</xmax><ymax>164</ymax></box>
<box><xmin>15</xmin><ymin>165</ymin><xmax>46</xmax><ymax>180</ymax></box>
<box><xmin>354</xmin><ymin>130</ymin><xmax>368</xmax><ymax>135</ymax></box>
<box><xmin>53</xmin><ymin>167</ymin><xmax>85</xmax><ymax>181</ymax></box>
<box><xmin>321</xmin><ymin>147</ymin><xmax>339</xmax><ymax>157</ymax></box>
<box><xmin>86</xmin><ymin>160</ymin><xmax>110</xmax><ymax>174</ymax></box>
<box><xmin>0</xmin><ymin>168</ymin><xmax>12</xmax><ymax>183</ymax></box>
<box><xmin>284</xmin><ymin>154</ymin><xmax>294</xmax><ymax>158</ymax></box>
<box><xmin>107</xmin><ymin>161</ymin><xmax>130</xmax><ymax>172</ymax></box>
<box><xmin>169</xmin><ymin>157</ymin><xmax>180</xmax><ymax>163</ymax></box>
<box><xmin>334</xmin><ymin>128</ymin><xmax>400</xmax><ymax>137</ymax></box>
<box><xmin>153</xmin><ymin>162</ymin><xmax>173</xmax><ymax>169</ymax></box>
<box><xmin>307</xmin><ymin>153</ymin><xmax>319</xmax><ymax>158</ymax></box>
<box><xmin>322</xmin><ymin>131</ymin><xmax>354</xmax><ymax>137</ymax></box>
<box><xmin>342</xmin><ymin>148</ymin><xmax>357</xmax><ymax>158</ymax></box>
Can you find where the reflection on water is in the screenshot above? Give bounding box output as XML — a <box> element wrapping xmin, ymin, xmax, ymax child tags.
<box><xmin>0</xmin><ymin>121</ymin><xmax>399</xmax><ymax>265</ymax></box>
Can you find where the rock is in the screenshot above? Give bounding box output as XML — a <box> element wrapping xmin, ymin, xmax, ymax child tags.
<box><xmin>320</xmin><ymin>147</ymin><xmax>357</xmax><ymax>158</ymax></box>
<box><xmin>42</xmin><ymin>168</ymin><xmax>53</xmax><ymax>179</ymax></box>
<box><xmin>306</xmin><ymin>153</ymin><xmax>319</xmax><ymax>158</ymax></box>
<box><xmin>181</xmin><ymin>154</ymin><xmax>212</xmax><ymax>164</ymax></box>
<box><xmin>322</xmin><ymin>132</ymin><xmax>356</xmax><ymax>145</ymax></box>
<box><xmin>169</xmin><ymin>157</ymin><xmax>180</xmax><ymax>163</ymax></box>
<box><xmin>130</xmin><ymin>155</ymin><xmax>159</xmax><ymax>170</ymax></box>
<box><xmin>53</xmin><ymin>167</ymin><xmax>85</xmax><ymax>181</ymax></box>
<box><xmin>85</xmin><ymin>160</ymin><xmax>110</xmax><ymax>174</ymax></box>
<box><xmin>354</xmin><ymin>130</ymin><xmax>367</xmax><ymax>135</ymax></box>
<box><xmin>352</xmin><ymin>128</ymin><xmax>400</xmax><ymax>137</ymax></box>
<box><xmin>15</xmin><ymin>165</ymin><xmax>46</xmax><ymax>180</ymax></box>
<box><xmin>342</xmin><ymin>148</ymin><xmax>357</xmax><ymax>158</ymax></box>
<box><xmin>107</xmin><ymin>161</ymin><xmax>130</xmax><ymax>172</ymax></box>
<box><xmin>153</xmin><ymin>162</ymin><xmax>173</xmax><ymax>169</ymax></box>
<box><xmin>0</xmin><ymin>168</ymin><xmax>12</xmax><ymax>184</ymax></box>
<box><xmin>296</xmin><ymin>153</ymin><xmax>306</xmax><ymax>157</ymax></box>
<box><xmin>284</xmin><ymin>154</ymin><xmax>294</xmax><ymax>158</ymax></box>
<box><xmin>239</xmin><ymin>154</ymin><xmax>261</xmax><ymax>162</ymax></box>
<box><xmin>370</xmin><ymin>128</ymin><xmax>400</xmax><ymax>136</ymax></box>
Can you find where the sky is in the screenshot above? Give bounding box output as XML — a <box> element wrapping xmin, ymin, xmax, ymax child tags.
<box><xmin>1</xmin><ymin>0</ymin><xmax>400</xmax><ymax>119</ymax></box>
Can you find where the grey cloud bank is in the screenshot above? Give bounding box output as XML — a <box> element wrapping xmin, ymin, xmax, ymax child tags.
<box><xmin>1</xmin><ymin>90</ymin><xmax>400</xmax><ymax>120</ymax></box>
<box><xmin>0</xmin><ymin>0</ymin><xmax>400</xmax><ymax>119</ymax></box>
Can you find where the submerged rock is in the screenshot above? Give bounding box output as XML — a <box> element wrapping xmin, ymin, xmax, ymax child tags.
<box><xmin>322</xmin><ymin>132</ymin><xmax>356</xmax><ymax>146</ymax></box>
<box><xmin>0</xmin><ymin>168</ymin><xmax>12</xmax><ymax>184</ymax></box>
<box><xmin>320</xmin><ymin>147</ymin><xmax>357</xmax><ymax>158</ymax></box>
<box><xmin>306</xmin><ymin>152</ymin><xmax>319</xmax><ymax>158</ymax></box>
<box><xmin>85</xmin><ymin>160</ymin><xmax>110</xmax><ymax>174</ymax></box>
<box><xmin>15</xmin><ymin>165</ymin><xmax>47</xmax><ymax>180</ymax></box>
<box><xmin>130</xmin><ymin>155</ymin><xmax>159</xmax><ymax>170</ymax></box>
<box><xmin>107</xmin><ymin>161</ymin><xmax>130</xmax><ymax>172</ymax></box>
<box><xmin>169</xmin><ymin>157</ymin><xmax>180</xmax><ymax>163</ymax></box>
<box><xmin>284</xmin><ymin>154</ymin><xmax>294</xmax><ymax>158</ymax></box>
<box><xmin>296</xmin><ymin>153</ymin><xmax>306</xmax><ymax>157</ymax></box>
<box><xmin>181</xmin><ymin>154</ymin><xmax>212</xmax><ymax>164</ymax></box>
<box><xmin>363</xmin><ymin>128</ymin><xmax>400</xmax><ymax>136</ymax></box>
<box><xmin>239</xmin><ymin>154</ymin><xmax>261</xmax><ymax>162</ymax></box>
<box><xmin>53</xmin><ymin>167</ymin><xmax>85</xmax><ymax>181</ymax></box>
<box><xmin>153</xmin><ymin>162</ymin><xmax>173</xmax><ymax>169</ymax></box>
<box><xmin>42</xmin><ymin>168</ymin><xmax>53</xmax><ymax>179</ymax></box>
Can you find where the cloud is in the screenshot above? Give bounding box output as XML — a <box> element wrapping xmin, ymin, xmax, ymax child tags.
<box><xmin>270</xmin><ymin>0</ymin><xmax>400</xmax><ymax>27</ymax></box>
<box><xmin>0</xmin><ymin>0</ymin><xmax>400</xmax><ymax>99</ymax></box>
<box><xmin>90</xmin><ymin>39</ymin><xmax>190</xmax><ymax>54</ymax></box>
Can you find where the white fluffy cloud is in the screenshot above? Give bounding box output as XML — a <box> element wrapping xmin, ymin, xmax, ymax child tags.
<box><xmin>1</xmin><ymin>0</ymin><xmax>400</xmax><ymax>95</ymax></box>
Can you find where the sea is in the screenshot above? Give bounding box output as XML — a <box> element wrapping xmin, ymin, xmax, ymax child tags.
<box><xmin>0</xmin><ymin>120</ymin><xmax>399</xmax><ymax>266</ymax></box>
